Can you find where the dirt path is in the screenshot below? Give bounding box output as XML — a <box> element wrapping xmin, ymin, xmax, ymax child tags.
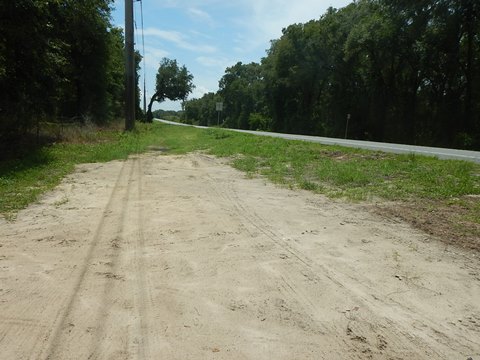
<box><xmin>0</xmin><ymin>152</ymin><xmax>479</xmax><ymax>359</ymax></box>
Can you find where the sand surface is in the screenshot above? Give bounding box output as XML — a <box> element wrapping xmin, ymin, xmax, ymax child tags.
<box><xmin>0</xmin><ymin>152</ymin><xmax>479</xmax><ymax>359</ymax></box>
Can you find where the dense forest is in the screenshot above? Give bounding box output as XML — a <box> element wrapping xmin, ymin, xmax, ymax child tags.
<box><xmin>185</xmin><ymin>0</ymin><xmax>480</xmax><ymax>150</ymax></box>
<box><xmin>0</xmin><ymin>0</ymin><xmax>142</xmax><ymax>147</ymax></box>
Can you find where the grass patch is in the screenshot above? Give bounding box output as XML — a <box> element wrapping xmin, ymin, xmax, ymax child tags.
<box><xmin>0</xmin><ymin>122</ymin><xmax>171</xmax><ymax>216</ymax></box>
<box><xmin>88</xmin><ymin>123</ymin><xmax>479</xmax><ymax>204</ymax></box>
<box><xmin>152</xmin><ymin>125</ymin><xmax>479</xmax><ymax>202</ymax></box>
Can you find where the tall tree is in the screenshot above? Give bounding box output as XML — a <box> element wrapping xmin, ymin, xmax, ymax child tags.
<box><xmin>146</xmin><ymin>58</ymin><xmax>194</xmax><ymax>123</ymax></box>
<box><xmin>181</xmin><ymin>0</ymin><xmax>480</xmax><ymax>149</ymax></box>
<box><xmin>184</xmin><ymin>92</ymin><xmax>222</xmax><ymax>126</ymax></box>
<box><xmin>218</xmin><ymin>62</ymin><xmax>267</xmax><ymax>129</ymax></box>
<box><xmin>0</xmin><ymin>0</ymin><xmax>134</xmax><ymax>148</ymax></box>
<box><xmin>55</xmin><ymin>0</ymin><xmax>114</xmax><ymax>123</ymax></box>
<box><xmin>0</xmin><ymin>0</ymin><xmax>63</xmax><ymax>137</ymax></box>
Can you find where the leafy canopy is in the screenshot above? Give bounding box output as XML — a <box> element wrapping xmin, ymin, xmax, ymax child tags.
<box><xmin>147</xmin><ymin>58</ymin><xmax>194</xmax><ymax>122</ymax></box>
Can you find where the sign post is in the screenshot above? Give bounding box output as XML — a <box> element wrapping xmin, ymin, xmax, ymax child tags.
<box><xmin>216</xmin><ymin>102</ymin><xmax>223</xmax><ymax>126</ymax></box>
<box><xmin>345</xmin><ymin>113</ymin><xmax>351</xmax><ymax>139</ymax></box>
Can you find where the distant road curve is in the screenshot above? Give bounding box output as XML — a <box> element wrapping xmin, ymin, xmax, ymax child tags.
<box><xmin>155</xmin><ymin>119</ymin><xmax>480</xmax><ymax>164</ymax></box>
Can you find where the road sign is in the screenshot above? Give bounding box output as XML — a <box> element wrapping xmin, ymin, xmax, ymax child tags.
<box><xmin>216</xmin><ymin>102</ymin><xmax>223</xmax><ymax>111</ymax></box>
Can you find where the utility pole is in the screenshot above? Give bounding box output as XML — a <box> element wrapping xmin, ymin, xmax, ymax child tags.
<box><xmin>125</xmin><ymin>0</ymin><xmax>135</xmax><ymax>131</ymax></box>
<box><xmin>138</xmin><ymin>0</ymin><xmax>147</xmax><ymax>121</ymax></box>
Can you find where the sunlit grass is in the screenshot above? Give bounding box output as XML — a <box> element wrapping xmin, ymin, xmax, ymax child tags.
<box><xmin>0</xmin><ymin>122</ymin><xmax>165</xmax><ymax>216</ymax></box>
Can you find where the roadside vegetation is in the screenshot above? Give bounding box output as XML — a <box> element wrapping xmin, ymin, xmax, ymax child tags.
<box><xmin>0</xmin><ymin>122</ymin><xmax>158</xmax><ymax>217</ymax></box>
<box><xmin>184</xmin><ymin>1</ymin><xmax>480</xmax><ymax>151</ymax></box>
<box><xmin>2</xmin><ymin>122</ymin><xmax>478</xmax><ymax>251</ymax></box>
<box><xmin>0</xmin><ymin>1</ymin><xmax>145</xmax><ymax>142</ymax></box>
<box><xmin>153</xmin><ymin>125</ymin><xmax>479</xmax><ymax>200</ymax></box>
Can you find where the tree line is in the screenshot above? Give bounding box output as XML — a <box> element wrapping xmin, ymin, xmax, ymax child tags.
<box><xmin>0</xmin><ymin>0</ymin><xmax>142</xmax><ymax>145</ymax></box>
<box><xmin>185</xmin><ymin>0</ymin><xmax>480</xmax><ymax>150</ymax></box>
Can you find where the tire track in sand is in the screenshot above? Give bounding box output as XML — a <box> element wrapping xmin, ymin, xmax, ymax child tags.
<box><xmin>220</xmin><ymin>175</ymin><xmax>459</xmax><ymax>358</ymax></box>
<box><xmin>198</xmin><ymin>161</ymin><xmax>438</xmax><ymax>359</ymax></box>
<box><xmin>131</xmin><ymin>156</ymin><xmax>151</xmax><ymax>360</ymax></box>
<box><xmin>43</xmin><ymin>159</ymin><xmax>135</xmax><ymax>359</ymax></box>
<box><xmin>88</xmin><ymin>156</ymin><xmax>152</xmax><ymax>360</ymax></box>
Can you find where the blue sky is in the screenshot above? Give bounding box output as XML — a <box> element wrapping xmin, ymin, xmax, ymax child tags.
<box><xmin>111</xmin><ymin>0</ymin><xmax>353</xmax><ymax>111</ymax></box>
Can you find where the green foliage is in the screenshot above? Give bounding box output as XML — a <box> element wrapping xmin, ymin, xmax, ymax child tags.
<box><xmin>248</xmin><ymin>113</ymin><xmax>271</xmax><ymax>131</ymax></box>
<box><xmin>0</xmin><ymin>0</ymin><xmax>132</xmax><ymax>145</ymax></box>
<box><xmin>184</xmin><ymin>92</ymin><xmax>222</xmax><ymax>126</ymax></box>
<box><xmin>146</xmin><ymin>58</ymin><xmax>194</xmax><ymax>122</ymax></box>
<box><xmin>184</xmin><ymin>0</ymin><xmax>480</xmax><ymax>150</ymax></box>
<box><xmin>184</xmin><ymin>62</ymin><xmax>270</xmax><ymax>129</ymax></box>
<box><xmin>266</xmin><ymin>0</ymin><xmax>480</xmax><ymax>148</ymax></box>
<box><xmin>0</xmin><ymin>123</ymin><xmax>168</xmax><ymax>215</ymax></box>
<box><xmin>218</xmin><ymin>62</ymin><xmax>268</xmax><ymax>130</ymax></box>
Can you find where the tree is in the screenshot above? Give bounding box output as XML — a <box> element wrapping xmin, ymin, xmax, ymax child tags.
<box><xmin>106</xmin><ymin>26</ymin><xmax>127</xmax><ymax>120</ymax></box>
<box><xmin>55</xmin><ymin>0</ymin><xmax>117</xmax><ymax>123</ymax></box>
<box><xmin>0</xmin><ymin>0</ymin><xmax>130</xmax><ymax>148</ymax></box>
<box><xmin>0</xmin><ymin>0</ymin><xmax>62</xmax><ymax>138</ymax></box>
<box><xmin>218</xmin><ymin>62</ymin><xmax>268</xmax><ymax>130</ymax></box>
<box><xmin>146</xmin><ymin>58</ymin><xmax>194</xmax><ymax>123</ymax></box>
<box><xmin>135</xmin><ymin>50</ymin><xmax>143</xmax><ymax>120</ymax></box>
<box><xmin>184</xmin><ymin>92</ymin><xmax>222</xmax><ymax>126</ymax></box>
<box><xmin>259</xmin><ymin>0</ymin><xmax>480</xmax><ymax>148</ymax></box>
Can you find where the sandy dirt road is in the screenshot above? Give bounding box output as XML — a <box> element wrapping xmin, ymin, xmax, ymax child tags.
<box><xmin>0</xmin><ymin>152</ymin><xmax>479</xmax><ymax>359</ymax></box>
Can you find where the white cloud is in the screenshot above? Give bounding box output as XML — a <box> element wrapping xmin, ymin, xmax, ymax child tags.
<box><xmin>143</xmin><ymin>28</ymin><xmax>182</xmax><ymax>43</ymax></box>
<box><xmin>196</xmin><ymin>56</ymin><xmax>234</xmax><ymax>69</ymax></box>
<box><xmin>143</xmin><ymin>46</ymin><xmax>169</xmax><ymax>70</ymax></box>
<box><xmin>188</xmin><ymin>29</ymin><xmax>214</xmax><ymax>41</ymax></box>
<box><xmin>187</xmin><ymin>8</ymin><xmax>215</xmax><ymax>26</ymax></box>
<box><xmin>234</xmin><ymin>0</ymin><xmax>353</xmax><ymax>52</ymax></box>
<box><xmin>143</xmin><ymin>27</ymin><xmax>217</xmax><ymax>53</ymax></box>
<box><xmin>192</xmin><ymin>85</ymin><xmax>212</xmax><ymax>99</ymax></box>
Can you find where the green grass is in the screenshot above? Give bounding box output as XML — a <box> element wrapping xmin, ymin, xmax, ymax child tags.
<box><xmin>1</xmin><ymin>122</ymin><xmax>479</xmax><ymax>219</ymax></box>
<box><xmin>0</xmin><ymin>123</ymin><xmax>167</xmax><ymax>216</ymax></box>
<box><xmin>154</xmin><ymin>125</ymin><xmax>480</xmax><ymax>202</ymax></box>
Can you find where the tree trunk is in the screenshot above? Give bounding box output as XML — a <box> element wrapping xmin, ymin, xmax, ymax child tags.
<box><xmin>146</xmin><ymin>91</ymin><xmax>159</xmax><ymax>123</ymax></box>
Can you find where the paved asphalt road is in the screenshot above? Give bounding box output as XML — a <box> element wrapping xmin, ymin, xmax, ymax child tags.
<box><xmin>156</xmin><ymin>119</ymin><xmax>480</xmax><ymax>164</ymax></box>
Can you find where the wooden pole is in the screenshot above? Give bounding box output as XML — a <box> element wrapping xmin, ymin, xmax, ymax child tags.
<box><xmin>125</xmin><ymin>0</ymin><xmax>135</xmax><ymax>131</ymax></box>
